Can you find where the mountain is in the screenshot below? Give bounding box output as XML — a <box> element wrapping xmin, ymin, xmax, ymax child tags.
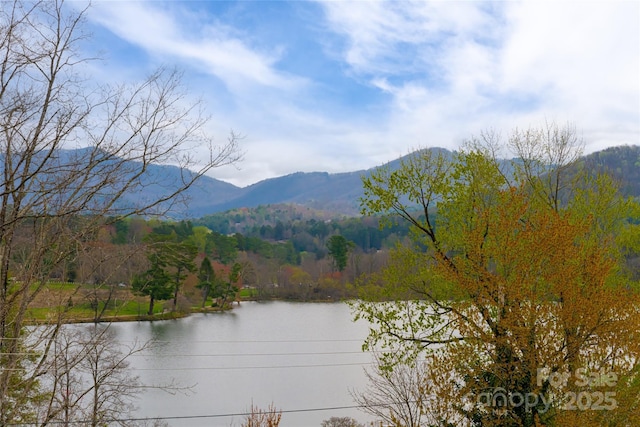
<box><xmin>20</xmin><ymin>145</ymin><xmax>637</xmax><ymax>218</ymax></box>
<box><xmin>198</xmin><ymin>170</ymin><xmax>367</xmax><ymax>217</ymax></box>
<box><xmin>581</xmin><ymin>145</ymin><xmax>640</xmax><ymax>197</ymax></box>
<box><xmin>66</xmin><ymin>155</ymin><xmax>373</xmax><ymax>218</ymax></box>
<box><xmin>183</xmin><ymin>147</ymin><xmax>460</xmax><ymax>217</ymax></box>
<box><xmin>150</xmin><ymin>144</ymin><xmax>640</xmax><ymax>218</ymax></box>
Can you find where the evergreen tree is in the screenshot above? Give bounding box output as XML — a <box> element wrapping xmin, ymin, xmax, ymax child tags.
<box><xmin>327</xmin><ymin>235</ymin><xmax>353</xmax><ymax>271</ymax></box>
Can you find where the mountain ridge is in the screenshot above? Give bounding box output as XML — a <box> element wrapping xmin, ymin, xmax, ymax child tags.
<box><xmin>25</xmin><ymin>145</ymin><xmax>638</xmax><ymax>218</ymax></box>
<box><xmin>185</xmin><ymin>144</ymin><xmax>640</xmax><ymax>218</ymax></box>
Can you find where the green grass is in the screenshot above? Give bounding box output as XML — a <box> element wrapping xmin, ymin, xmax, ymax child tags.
<box><xmin>71</xmin><ymin>299</ymin><xmax>164</xmax><ymax>317</ymax></box>
<box><xmin>25</xmin><ymin>281</ymin><xmax>166</xmax><ymax>323</ymax></box>
<box><xmin>239</xmin><ymin>288</ymin><xmax>258</xmax><ymax>298</ymax></box>
<box><xmin>24</xmin><ymin>281</ymin><xmax>251</xmax><ymax>324</ymax></box>
<box><xmin>46</xmin><ymin>281</ymin><xmax>80</xmax><ymax>291</ymax></box>
<box><xmin>27</xmin><ymin>300</ymin><xmax>166</xmax><ymax>323</ymax></box>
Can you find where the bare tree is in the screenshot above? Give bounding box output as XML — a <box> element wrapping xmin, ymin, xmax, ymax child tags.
<box><xmin>321</xmin><ymin>416</ymin><xmax>365</xmax><ymax>427</ymax></box>
<box><xmin>0</xmin><ymin>0</ymin><xmax>241</xmax><ymax>423</ymax></box>
<box><xmin>506</xmin><ymin>121</ymin><xmax>584</xmax><ymax>211</ymax></box>
<box><xmin>352</xmin><ymin>353</ymin><xmax>433</xmax><ymax>427</ymax></box>
<box><xmin>241</xmin><ymin>402</ymin><xmax>282</xmax><ymax>427</ymax></box>
<box><xmin>34</xmin><ymin>325</ymin><xmax>185</xmax><ymax>427</ymax></box>
<box><xmin>74</xmin><ymin>240</ymin><xmax>147</xmax><ymax>321</ymax></box>
<box><xmin>37</xmin><ymin>326</ymin><xmax>146</xmax><ymax>427</ymax></box>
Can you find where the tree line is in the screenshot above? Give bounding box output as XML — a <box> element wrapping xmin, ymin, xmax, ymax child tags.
<box><xmin>352</xmin><ymin>123</ymin><xmax>640</xmax><ymax>426</ymax></box>
<box><xmin>195</xmin><ymin>207</ymin><xmax>412</xmax><ymax>254</ymax></box>
<box><xmin>1</xmin><ymin>1</ymin><xmax>639</xmax><ymax>425</ymax></box>
<box><xmin>0</xmin><ymin>0</ymin><xmax>241</xmax><ymax>423</ymax></box>
<box><xmin>72</xmin><ymin>214</ymin><xmax>399</xmax><ymax>308</ymax></box>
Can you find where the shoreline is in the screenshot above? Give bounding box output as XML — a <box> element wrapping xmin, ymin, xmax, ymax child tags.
<box><xmin>27</xmin><ymin>297</ymin><xmax>345</xmax><ymax>325</ymax></box>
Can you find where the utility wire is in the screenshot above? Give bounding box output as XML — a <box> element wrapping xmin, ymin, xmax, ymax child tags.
<box><xmin>3</xmin><ymin>338</ymin><xmax>365</xmax><ymax>343</ymax></box>
<box><xmin>1</xmin><ymin>359</ymin><xmax>376</xmax><ymax>372</ymax></box>
<box><xmin>130</xmin><ymin>350</ymin><xmax>370</xmax><ymax>357</ymax></box>
<box><xmin>120</xmin><ymin>338</ymin><xmax>365</xmax><ymax>343</ymax></box>
<box><xmin>131</xmin><ymin>361</ymin><xmax>374</xmax><ymax>371</ymax></box>
<box><xmin>5</xmin><ymin>402</ymin><xmax>408</xmax><ymax>426</ymax></box>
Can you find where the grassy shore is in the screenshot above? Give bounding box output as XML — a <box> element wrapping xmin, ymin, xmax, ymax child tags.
<box><xmin>25</xmin><ymin>281</ymin><xmax>255</xmax><ymax>324</ymax></box>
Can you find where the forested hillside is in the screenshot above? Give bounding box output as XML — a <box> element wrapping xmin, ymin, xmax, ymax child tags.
<box><xmin>62</xmin><ymin>210</ymin><xmax>413</xmax><ymax>307</ymax></box>
<box><xmin>41</xmin><ymin>145</ymin><xmax>640</xmax><ymax>311</ymax></box>
<box><xmin>583</xmin><ymin>145</ymin><xmax>640</xmax><ymax>196</ymax></box>
<box><xmin>22</xmin><ymin>145</ymin><xmax>638</xmax><ymax>218</ymax></box>
<box><xmin>163</xmin><ymin>144</ymin><xmax>640</xmax><ymax>216</ymax></box>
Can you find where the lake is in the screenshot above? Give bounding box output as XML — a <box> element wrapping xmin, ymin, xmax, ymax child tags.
<box><xmin>108</xmin><ymin>301</ymin><xmax>378</xmax><ymax>427</ymax></box>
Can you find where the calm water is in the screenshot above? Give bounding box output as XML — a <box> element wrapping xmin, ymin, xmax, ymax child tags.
<box><xmin>107</xmin><ymin>301</ymin><xmax>377</xmax><ymax>427</ymax></box>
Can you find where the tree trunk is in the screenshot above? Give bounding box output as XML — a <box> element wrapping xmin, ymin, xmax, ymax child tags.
<box><xmin>201</xmin><ymin>286</ymin><xmax>209</xmax><ymax>308</ymax></box>
<box><xmin>173</xmin><ymin>266</ymin><xmax>182</xmax><ymax>311</ymax></box>
<box><xmin>148</xmin><ymin>295</ymin><xmax>155</xmax><ymax>316</ymax></box>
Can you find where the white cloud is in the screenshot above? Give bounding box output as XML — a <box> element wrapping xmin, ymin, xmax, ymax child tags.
<box><xmin>86</xmin><ymin>2</ymin><xmax>304</xmax><ymax>93</ymax></box>
<box><xmin>497</xmin><ymin>1</ymin><xmax>639</xmax><ymax>149</ymax></box>
<box><xmin>318</xmin><ymin>0</ymin><xmax>500</xmax><ymax>78</ymax></box>
<box><xmin>317</xmin><ymin>0</ymin><xmax>639</xmax><ymax>158</ymax></box>
<box><xmin>80</xmin><ymin>0</ymin><xmax>639</xmax><ymax>187</ymax></box>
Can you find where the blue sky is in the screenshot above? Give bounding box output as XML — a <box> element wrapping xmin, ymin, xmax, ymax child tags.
<box><xmin>79</xmin><ymin>1</ymin><xmax>639</xmax><ymax>187</ymax></box>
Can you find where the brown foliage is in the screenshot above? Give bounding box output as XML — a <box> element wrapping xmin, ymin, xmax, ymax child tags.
<box><xmin>241</xmin><ymin>403</ymin><xmax>282</xmax><ymax>427</ymax></box>
<box><xmin>355</xmin><ymin>125</ymin><xmax>640</xmax><ymax>426</ymax></box>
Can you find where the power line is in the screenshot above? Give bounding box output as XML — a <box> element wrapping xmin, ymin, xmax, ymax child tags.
<box><xmin>131</xmin><ymin>350</ymin><xmax>370</xmax><ymax>357</ymax></box>
<box><xmin>130</xmin><ymin>361</ymin><xmax>374</xmax><ymax>371</ymax></box>
<box><xmin>15</xmin><ymin>337</ymin><xmax>366</xmax><ymax>347</ymax></box>
<box><xmin>5</xmin><ymin>402</ymin><xmax>403</xmax><ymax>426</ymax></box>
<box><xmin>129</xmin><ymin>338</ymin><xmax>365</xmax><ymax>343</ymax></box>
<box><xmin>2</xmin><ymin>358</ymin><xmax>375</xmax><ymax>373</ymax></box>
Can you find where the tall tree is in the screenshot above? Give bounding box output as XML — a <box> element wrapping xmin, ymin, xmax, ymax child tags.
<box><xmin>131</xmin><ymin>253</ymin><xmax>173</xmax><ymax>316</ymax></box>
<box><xmin>209</xmin><ymin>263</ymin><xmax>241</xmax><ymax>309</ymax></box>
<box><xmin>355</xmin><ymin>123</ymin><xmax>640</xmax><ymax>426</ymax></box>
<box><xmin>327</xmin><ymin>235</ymin><xmax>353</xmax><ymax>272</ymax></box>
<box><xmin>167</xmin><ymin>241</ymin><xmax>197</xmax><ymax>311</ymax></box>
<box><xmin>206</xmin><ymin>231</ymin><xmax>238</xmax><ymax>264</ymax></box>
<box><xmin>133</xmin><ymin>232</ymin><xmax>197</xmax><ymax>314</ymax></box>
<box><xmin>0</xmin><ymin>0</ymin><xmax>241</xmax><ymax>422</ymax></box>
<box><xmin>197</xmin><ymin>256</ymin><xmax>215</xmax><ymax>308</ymax></box>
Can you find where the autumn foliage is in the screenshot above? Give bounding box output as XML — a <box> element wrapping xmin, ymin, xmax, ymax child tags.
<box><xmin>241</xmin><ymin>403</ymin><xmax>282</xmax><ymax>427</ymax></box>
<box><xmin>354</xmin><ymin>124</ymin><xmax>640</xmax><ymax>426</ymax></box>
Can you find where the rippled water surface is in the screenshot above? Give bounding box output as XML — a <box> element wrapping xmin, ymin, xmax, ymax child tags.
<box><xmin>108</xmin><ymin>301</ymin><xmax>376</xmax><ymax>427</ymax></box>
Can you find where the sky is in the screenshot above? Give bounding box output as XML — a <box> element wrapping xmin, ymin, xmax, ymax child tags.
<box><xmin>79</xmin><ymin>0</ymin><xmax>639</xmax><ymax>188</ymax></box>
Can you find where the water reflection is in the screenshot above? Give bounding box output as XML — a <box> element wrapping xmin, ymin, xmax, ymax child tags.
<box><xmin>104</xmin><ymin>302</ymin><xmax>375</xmax><ymax>427</ymax></box>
